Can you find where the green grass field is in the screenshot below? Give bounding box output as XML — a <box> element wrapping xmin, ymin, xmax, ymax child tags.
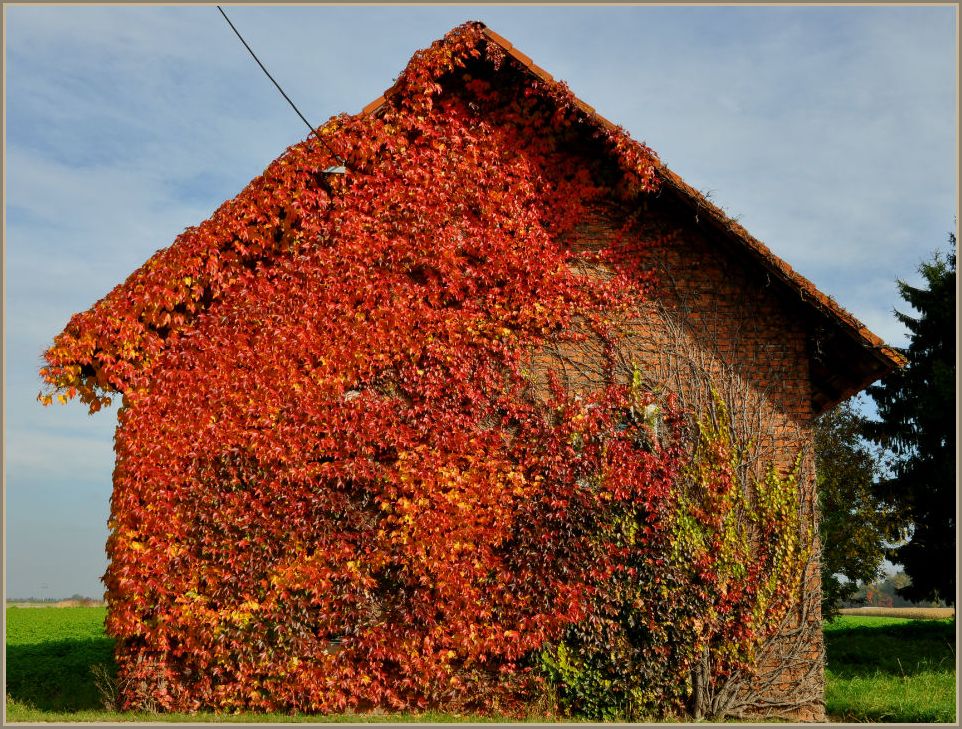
<box><xmin>823</xmin><ymin>615</ymin><xmax>956</xmax><ymax>722</ymax></box>
<box><xmin>5</xmin><ymin>607</ymin><xmax>957</xmax><ymax>722</ymax></box>
<box><xmin>5</xmin><ymin>606</ymin><xmax>114</xmax><ymax>715</ymax></box>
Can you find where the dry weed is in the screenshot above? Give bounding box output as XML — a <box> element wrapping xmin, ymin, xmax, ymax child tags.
<box><xmin>839</xmin><ymin>607</ymin><xmax>955</xmax><ymax>620</ymax></box>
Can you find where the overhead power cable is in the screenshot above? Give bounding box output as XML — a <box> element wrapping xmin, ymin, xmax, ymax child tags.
<box><xmin>216</xmin><ymin>6</ymin><xmax>345</xmax><ymax>168</ymax></box>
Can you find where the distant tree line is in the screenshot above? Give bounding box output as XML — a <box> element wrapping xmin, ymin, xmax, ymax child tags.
<box><xmin>6</xmin><ymin>593</ymin><xmax>102</xmax><ymax>604</ymax></box>
<box><xmin>843</xmin><ymin>571</ymin><xmax>946</xmax><ymax>609</ymax></box>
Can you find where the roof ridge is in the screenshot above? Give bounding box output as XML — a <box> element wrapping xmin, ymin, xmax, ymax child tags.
<box><xmin>358</xmin><ymin>22</ymin><xmax>904</xmax><ymax>376</ymax></box>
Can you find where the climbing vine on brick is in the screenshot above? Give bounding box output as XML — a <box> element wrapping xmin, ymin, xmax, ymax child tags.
<box><xmin>541</xmin><ymin>392</ymin><xmax>810</xmax><ymax>720</ymax></box>
<box><xmin>40</xmin><ymin>22</ymin><xmax>810</xmax><ymax>718</ymax></box>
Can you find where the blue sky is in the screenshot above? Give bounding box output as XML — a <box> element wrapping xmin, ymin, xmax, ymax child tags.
<box><xmin>3</xmin><ymin>5</ymin><xmax>957</xmax><ymax>599</ymax></box>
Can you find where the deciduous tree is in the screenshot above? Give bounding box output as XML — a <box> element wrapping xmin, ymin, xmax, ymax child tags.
<box><xmin>814</xmin><ymin>400</ymin><xmax>902</xmax><ymax>620</ymax></box>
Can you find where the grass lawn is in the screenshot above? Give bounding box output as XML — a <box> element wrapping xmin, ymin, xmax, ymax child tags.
<box><xmin>5</xmin><ymin>606</ymin><xmax>957</xmax><ymax>722</ymax></box>
<box><xmin>824</xmin><ymin>614</ymin><xmax>956</xmax><ymax>722</ymax></box>
<box><xmin>5</xmin><ymin>606</ymin><xmax>113</xmax><ymax>714</ymax></box>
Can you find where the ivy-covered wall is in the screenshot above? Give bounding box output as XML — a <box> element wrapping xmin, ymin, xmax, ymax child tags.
<box><xmin>41</xmin><ymin>22</ymin><xmax>824</xmax><ymax>721</ymax></box>
<box><xmin>550</xmin><ymin>198</ymin><xmax>826</xmax><ymax>719</ymax></box>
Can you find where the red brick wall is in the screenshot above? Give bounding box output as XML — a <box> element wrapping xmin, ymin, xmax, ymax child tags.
<box><xmin>534</xmin><ymin>196</ymin><xmax>826</xmax><ymax>720</ymax></box>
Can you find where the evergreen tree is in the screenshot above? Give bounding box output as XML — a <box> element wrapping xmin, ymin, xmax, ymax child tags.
<box><xmin>867</xmin><ymin>238</ymin><xmax>956</xmax><ymax>604</ymax></box>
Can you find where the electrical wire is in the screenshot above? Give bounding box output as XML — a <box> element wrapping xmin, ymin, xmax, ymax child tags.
<box><xmin>216</xmin><ymin>6</ymin><xmax>345</xmax><ymax>166</ymax></box>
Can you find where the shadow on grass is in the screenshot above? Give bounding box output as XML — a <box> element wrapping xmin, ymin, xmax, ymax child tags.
<box><xmin>824</xmin><ymin>619</ymin><xmax>956</xmax><ymax>679</ymax></box>
<box><xmin>5</xmin><ymin>637</ymin><xmax>115</xmax><ymax>712</ymax></box>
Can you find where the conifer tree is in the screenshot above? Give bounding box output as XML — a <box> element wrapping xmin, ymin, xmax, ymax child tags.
<box><xmin>867</xmin><ymin>237</ymin><xmax>956</xmax><ymax>604</ymax></box>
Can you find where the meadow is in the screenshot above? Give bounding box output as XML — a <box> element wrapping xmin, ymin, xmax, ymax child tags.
<box><xmin>4</xmin><ymin>606</ymin><xmax>957</xmax><ymax>722</ymax></box>
<box><xmin>823</xmin><ymin>613</ymin><xmax>956</xmax><ymax>722</ymax></box>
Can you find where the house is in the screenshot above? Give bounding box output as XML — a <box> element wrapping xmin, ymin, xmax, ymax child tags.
<box><xmin>41</xmin><ymin>22</ymin><xmax>903</xmax><ymax>720</ymax></box>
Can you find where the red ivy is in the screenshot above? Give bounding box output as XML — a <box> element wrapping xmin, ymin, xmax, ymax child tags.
<box><xmin>39</xmin><ymin>22</ymin><xmax>688</xmax><ymax>714</ymax></box>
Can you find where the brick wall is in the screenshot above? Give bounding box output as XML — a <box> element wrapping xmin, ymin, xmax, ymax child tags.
<box><xmin>533</xmin><ymin>196</ymin><xmax>826</xmax><ymax>721</ymax></box>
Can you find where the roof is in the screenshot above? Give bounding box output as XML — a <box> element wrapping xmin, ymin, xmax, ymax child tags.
<box><xmin>402</xmin><ymin>24</ymin><xmax>901</xmax><ymax>414</ymax></box>
<box><xmin>40</xmin><ymin>21</ymin><xmax>903</xmax><ymax>416</ymax></box>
